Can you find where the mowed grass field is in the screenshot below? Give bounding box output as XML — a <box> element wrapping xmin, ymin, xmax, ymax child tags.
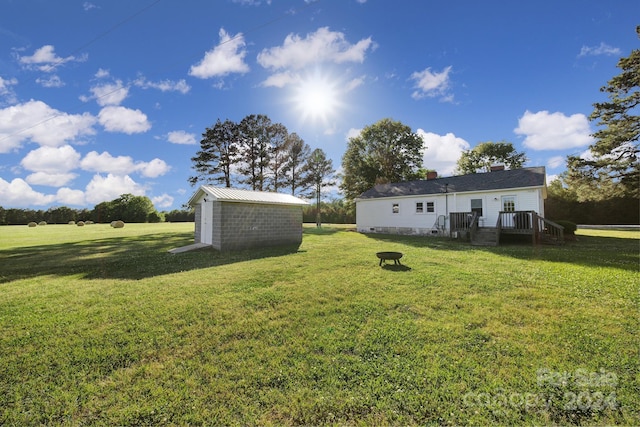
<box><xmin>0</xmin><ymin>223</ymin><xmax>638</xmax><ymax>426</ymax></box>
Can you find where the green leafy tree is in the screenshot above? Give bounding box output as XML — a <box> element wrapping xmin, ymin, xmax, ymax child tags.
<box><xmin>302</xmin><ymin>148</ymin><xmax>335</xmax><ymax>227</ymax></box>
<box><xmin>238</xmin><ymin>114</ymin><xmax>273</xmax><ymax>191</ymax></box>
<box><xmin>267</xmin><ymin>122</ymin><xmax>290</xmax><ymax>192</ymax></box>
<box><xmin>341</xmin><ymin>118</ymin><xmax>425</xmax><ymax>201</ymax></box>
<box><xmin>566</xmin><ymin>26</ymin><xmax>640</xmax><ymax>201</ymax></box>
<box><xmin>189</xmin><ymin>118</ymin><xmax>239</xmax><ymax>187</ymax></box>
<box><xmin>283</xmin><ymin>132</ymin><xmax>311</xmax><ymax>196</ymax></box>
<box><xmin>455</xmin><ymin>141</ymin><xmax>527</xmax><ymax>174</ymax></box>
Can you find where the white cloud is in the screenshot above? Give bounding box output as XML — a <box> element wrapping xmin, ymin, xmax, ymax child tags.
<box><xmin>167</xmin><ymin>130</ymin><xmax>197</xmax><ymax>145</ymax></box>
<box><xmin>346</xmin><ymin>127</ymin><xmax>362</xmax><ymax>140</ymax></box>
<box><xmin>98</xmin><ymin>106</ymin><xmax>151</xmax><ymax>134</ymax></box>
<box><xmin>95</xmin><ymin>68</ymin><xmax>110</xmax><ymax>79</ymax></box>
<box><xmin>134</xmin><ymin>76</ymin><xmax>191</xmax><ymax>94</ymax></box>
<box><xmin>137</xmin><ymin>158</ymin><xmax>170</xmax><ymax>178</ymax></box>
<box><xmin>0</xmin><ymin>100</ymin><xmax>96</xmax><ymax>152</ymax></box>
<box><xmin>578</xmin><ymin>42</ymin><xmax>621</xmax><ymax>57</ymax></box>
<box><xmin>81</xmin><ymin>151</ymin><xmax>137</xmax><ymax>175</ymax></box>
<box><xmin>346</xmin><ymin>75</ymin><xmax>366</xmax><ymax>92</ymax></box>
<box><xmin>0</xmin><ymin>177</ymin><xmax>55</xmax><ymax>207</ymax></box>
<box><xmin>514</xmin><ymin>110</ymin><xmax>593</xmax><ymax>150</ymax></box>
<box><xmin>260</xmin><ymin>71</ymin><xmax>296</xmax><ymax>88</ymax></box>
<box><xmin>417</xmin><ymin>130</ymin><xmax>471</xmax><ymax>176</ymax></box>
<box><xmin>85</xmin><ymin>80</ymin><xmax>128</xmax><ymax>106</ymax></box>
<box><xmin>80</xmin><ymin>150</ymin><xmax>169</xmax><ymax>178</ymax></box>
<box><xmin>21</xmin><ymin>145</ymin><xmax>81</xmax><ymax>173</ymax></box>
<box><xmin>152</xmin><ymin>193</ymin><xmax>174</xmax><ymax>208</ymax></box>
<box><xmin>26</xmin><ymin>172</ymin><xmax>76</xmax><ymax>187</ymax></box>
<box><xmin>547</xmin><ymin>155</ymin><xmax>565</xmax><ymax>169</ymax></box>
<box><xmin>257</xmin><ymin>27</ymin><xmax>374</xmax><ymax>71</ymax></box>
<box><xmin>410</xmin><ymin>66</ymin><xmax>453</xmax><ymax>101</ymax></box>
<box><xmin>18</xmin><ymin>45</ymin><xmax>86</xmax><ymax>72</ymax></box>
<box><xmin>189</xmin><ymin>28</ymin><xmax>249</xmax><ymax>79</ymax></box>
<box><xmin>0</xmin><ymin>76</ymin><xmax>18</xmax><ymax>104</ymax></box>
<box><xmin>36</xmin><ymin>74</ymin><xmax>65</xmax><ymax>88</ymax></box>
<box><xmin>83</xmin><ymin>2</ymin><xmax>99</xmax><ymax>11</ymax></box>
<box><xmin>85</xmin><ymin>174</ymin><xmax>146</xmax><ymax>204</ymax></box>
<box><xmin>56</xmin><ymin>187</ymin><xmax>86</xmax><ymax>206</ymax></box>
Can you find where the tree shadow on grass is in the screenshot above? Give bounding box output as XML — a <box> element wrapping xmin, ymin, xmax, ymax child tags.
<box><xmin>0</xmin><ymin>231</ymin><xmax>302</xmax><ymax>283</ymax></box>
<box><xmin>361</xmin><ymin>232</ymin><xmax>639</xmax><ymax>272</ymax></box>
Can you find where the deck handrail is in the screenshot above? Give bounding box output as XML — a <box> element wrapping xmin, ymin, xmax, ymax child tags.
<box><xmin>468</xmin><ymin>212</ymin><xmax>479</xmax><ymax>242</ymax></box>
<box><xmin>536</xmin><ymin>215</ymin><xmax>565</xmax><ymax>244</ymax></box>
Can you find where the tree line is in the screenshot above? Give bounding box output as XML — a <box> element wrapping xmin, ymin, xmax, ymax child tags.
<box><xmin>0</xmin><ymin>194</ymin><xmax>195</xmax><ymax>225</ymax></box>
<box><xmin>190</xmin><ymin>114</ymin><xmax>335</xmax><ymax>225</ymax></box>
<box><xmin>190</xmin><ymin>114</ymin><xmax>334</xmax><ymax>196</ymax></box>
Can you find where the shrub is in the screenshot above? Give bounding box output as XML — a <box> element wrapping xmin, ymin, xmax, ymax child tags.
<box><xmin>68</xmin><ymin>221</ymin><xmax>76</xmax><ymax>225</ymax></box>
<box><xmin>112</xmin><ymin>220</ymin><xmax>125</xmax><ymax>228</ymax></box>
<box><xmin>85</xmin><ymin>220</ymin><xmax>94</xmax><ymax>225</ymax></box>
<box><xmin>77</xmin><ymin>221</ymin><xmax>85</xmax><ymax>227</ymax></box>
<box><xmin>28</xmin><ymin>222</ymin><xmax>37</xmax><ymax>227</ymax></box>
<box><xmin>554</xmin><ymin>220</ymin><xmax>577</xmax><ymax>235</ymax></box>
<box><xmin>38</xmin><ymin>221</ymin><xmax>47</xmax><ymax>226</ymax></box>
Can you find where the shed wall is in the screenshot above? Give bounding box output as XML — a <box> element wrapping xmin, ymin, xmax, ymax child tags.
<box><xmin>215</xmin><ymin>202</ymin><xmax>303</xmax><ymax>251</ymax></box>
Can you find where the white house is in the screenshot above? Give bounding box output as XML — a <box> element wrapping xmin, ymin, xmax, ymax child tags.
<box><xmin>188</xmin><ymin>186</ymin><xmax>308</xmax><ymax>251</ymax></box>
<box><xmin>356</xmin><ymin>167</ymin><xmax>562</xmax><ymax>245</ymax></box>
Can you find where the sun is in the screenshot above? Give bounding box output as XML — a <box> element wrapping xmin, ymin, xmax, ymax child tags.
<box><xmin>291</xmin><ymin>71</ymin><xmax>342</xmax><ymax>125</ymax></box>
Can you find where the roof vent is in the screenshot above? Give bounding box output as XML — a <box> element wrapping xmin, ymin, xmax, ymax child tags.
<box><xmin>490</xmin><ymin>165</ymin><xmax>505</xmax><ymax>172</ymax></box>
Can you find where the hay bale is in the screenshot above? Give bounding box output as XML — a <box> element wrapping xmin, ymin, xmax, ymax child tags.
<box><xmin>77</xmin><ymin>221</ymin><xmax>85</xmax><ymax>227</ymax></box>
<box><xmin>112</xmin><ymin>220</ymin><xmax>125</xmax><ymax>228</ymax></box>
<box><xmin>28</xmin><ymin>222</ymin><xmax>37</xmax><ymax>227</ymax></box>
<box><xmin>85</xmin><ymin>220</ymin><xmax>94</xmax><ymax>225</ymax></box>
<box><xmin>68</xmin><ymin>221</ymin><xmax>76</xmax><ymax>225</ymax></box>
<box><xmin>38</xmin><ymin>221</ymin><xmax>47</xmax><ymax>226</ymax></box>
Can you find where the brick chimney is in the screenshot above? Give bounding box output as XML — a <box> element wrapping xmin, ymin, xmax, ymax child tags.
<box><xmin>490</xmin><ymin>165</ymin><xmax>505</xmax><ymax>172</ymax></box>
<box><xmin>426</xmin><ymin>171</ymin><xmax>438</xmax><ymax>180</ymax></box>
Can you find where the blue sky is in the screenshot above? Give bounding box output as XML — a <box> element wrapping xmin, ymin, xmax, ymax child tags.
<box><xmin>0</xmin><ymin>0</ymin><xmax>637</xmax><ymax>210</ymax></box>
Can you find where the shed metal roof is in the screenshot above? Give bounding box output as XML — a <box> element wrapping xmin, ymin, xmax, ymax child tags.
<box><xmin>189</xmin><ymin>186</ymin><xmax>309</xmax><ymax>206</ymax></box>
<box><xmin>357</xmin><ymin>166</ymin><xmax>546</xmax><ymax>199</ymax></box>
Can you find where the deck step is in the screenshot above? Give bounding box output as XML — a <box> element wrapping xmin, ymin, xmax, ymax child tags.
<box><xmin>471</xmin><ymin>228</ymin><xmax>499</xmax><ymax>246</ymax></box>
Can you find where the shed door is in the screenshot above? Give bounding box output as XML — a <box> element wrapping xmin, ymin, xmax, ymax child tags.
<box><xmin>201</xmin><ymin>201</ymin><xmax>213</xmax><ymax>244</ymax></box>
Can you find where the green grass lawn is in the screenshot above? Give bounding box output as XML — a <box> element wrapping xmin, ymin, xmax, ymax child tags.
<box><xmin>0</xmin><ymin>223</ymin><xmax>638</xmax><ymax>426</ymax></box>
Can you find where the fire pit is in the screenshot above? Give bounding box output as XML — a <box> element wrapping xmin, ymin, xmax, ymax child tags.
<box><xmin>376</xmin><ymin>251</ymin><xmax>403</xmax><ymax>266</ymax></box>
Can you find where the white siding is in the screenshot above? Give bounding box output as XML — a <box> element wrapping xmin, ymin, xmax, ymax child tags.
<box><xmin>357</xmin><ymin>187</ymin><xmax>544</xmax><ymax>235</ymax></box>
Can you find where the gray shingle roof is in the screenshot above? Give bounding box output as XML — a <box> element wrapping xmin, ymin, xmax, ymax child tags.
<box><xmin>357</xmin><ymin>166</ymin><xmax>546</xmax><ymax>199</ymax></box>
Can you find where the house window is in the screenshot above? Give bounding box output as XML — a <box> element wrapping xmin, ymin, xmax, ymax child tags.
<box><xmin>502</xmin><ymin>196</ymin><xmax>516</xmax><ymax>212</ymax></box>
<box><xmin>416</xmin><ymin>202</ymin><xmax>424</xmax><ymax>214</ymax></box>
<box><xmin>426</xmin><ymin>201</ymin><xmax>435</xmax><ymax>213</ymax></box>
<box><xmin>471</xmin><ymin>199</ymin><xmax>483</xmax><ymax>217</ymax></box>
<box><xmin>392</xmin><ymin>203</ymin><xmax>399</xmax><ymax>214</ymax></box>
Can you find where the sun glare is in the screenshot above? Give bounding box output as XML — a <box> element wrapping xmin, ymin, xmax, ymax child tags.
<box><xmin>292</xmin><ymin>72</ymin><xmax>342</xmax><ymax>125</ymax></box>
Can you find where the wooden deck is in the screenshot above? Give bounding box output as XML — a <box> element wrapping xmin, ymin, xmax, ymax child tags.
<box><xmin>450</xmin><ymin>211</ymin><xmax>564</xmax><ymax>245</ymax></box>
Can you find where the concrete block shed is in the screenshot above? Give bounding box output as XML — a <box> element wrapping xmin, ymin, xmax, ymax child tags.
<box><xmin>188</xmin><ymin>186</ymin><xmax>308</xmax><ymax>251</ymax></box>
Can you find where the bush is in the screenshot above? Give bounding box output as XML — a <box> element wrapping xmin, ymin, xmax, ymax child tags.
<box><xmin>38</xmin><ymin>221</ymin><xmax>47</xmax><ymax>226</ymax></box>
<box><xmin>112</xmin><ymin>220</ymin><xmax>125</xmax><ymax>228</ymax></box>
<box><xmin>77</xmin><ymin>221</ymin><xmax>85</xmax><ymax>227</ymax></box>
<box><xmin>68</xmin><ymin>221</ymin><xmax>76</xmax><ymax>225</ymax></box>
<box><xmin>28</xmin><ymin>222</ymin><xmax>37</xmax><ymax>227</ymax></box>
<box><xmin>554</xmin><ymin>220</ymin><xmax>577</xmax><ymax>235</ymax></box>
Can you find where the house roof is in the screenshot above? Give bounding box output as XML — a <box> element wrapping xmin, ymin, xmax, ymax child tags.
<box><xmin>357</xmin><ymin>166</ymin><xmax>546</xmax><ymax>199</ymax></box>
<box><xmin>188</xmin><ymin>186</ymin><xmax>309</xmax><ymax>206</ymax></box>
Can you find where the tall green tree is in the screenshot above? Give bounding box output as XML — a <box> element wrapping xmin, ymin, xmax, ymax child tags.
<box><xmin>566</xmin><ymin>26</ymin><xmax>640</xmax><ymax>201</ymax></box>
<box><xmin>267</xmin><ymin>122</ymin><xmax>290</xmax><ymax>192</ymax></box>
<box><xmin>455</xmin><ymin>141</ymin><xmax>527</xmax><ymax>174</ymax></box>
<box><xmin>238</xmin><ymin>114</ymin><xmax>273</xmax><ymax>191</ymax></box>
<box><xmin>283</xmin><ymin>132</ymin><xmax>311</xmax><ymax>196</ymax></box>
<box><xmin>189</xmin><ymin>118</ymin><xmax>239</xmax><ymax>187</ymax></box>
<box><xmin>302</xmin><ymin>148</ymin><xmax>335</xmax><ymax>227</ymax></box>
<box><xmin>341</xmin><ymin>118</ymin><xmax>424</xmax><ymax>201</ymax></box>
